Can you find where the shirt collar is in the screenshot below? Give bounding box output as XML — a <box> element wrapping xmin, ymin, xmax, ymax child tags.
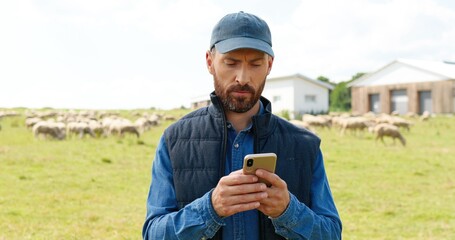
<box><xmin>227</xmin><ymin>100</ymin><xmax>265</xmax><ymax>132</ymax></box>
<box><xmin>244</xmin><ymin>101</ymin><xmax>265</xmax><ymax>131</ymax></box>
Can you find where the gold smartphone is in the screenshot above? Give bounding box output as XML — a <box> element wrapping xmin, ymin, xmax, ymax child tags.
<box><xmin>243</xmin><ymin>153</ymin><xmax>277</xmax><ymax>187</ymax></box>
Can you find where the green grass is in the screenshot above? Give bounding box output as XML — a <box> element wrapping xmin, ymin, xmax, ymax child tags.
<box><xmin>319</xmin><ymin>116</ymin><xmax>455</xmax><ymax>239</ymax></box>
<box><xmin>1</xmin><ymin>112</ymin><xmax>454</xmax><ymax>239</ymax></box>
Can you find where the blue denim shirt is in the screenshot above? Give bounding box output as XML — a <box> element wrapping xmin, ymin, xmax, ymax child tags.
<box><xmin>143</xmin><ymin>104</ymin><xmax>341</xmax><ymax>239</ymax></box>
<box><xmin>222</xmin><ymin>119</ymin><xmax>259</xmax><ymax>240</ymax></box>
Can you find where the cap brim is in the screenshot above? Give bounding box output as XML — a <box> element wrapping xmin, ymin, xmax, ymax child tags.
<box><xmin>214</xmin><ymin>37</ymin><xmax>274</xmax><ymax>57</ymax></box>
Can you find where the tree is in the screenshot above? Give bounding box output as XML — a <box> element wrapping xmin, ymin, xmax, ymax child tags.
<box><xmin>329</xmin><ymin>72</ymin><xmax>366</xmax><ymax>112</ymax></box>
<box><xmin>317</xmin><ymin>76</ymin><xmax>336</xmax><ymax>108</ymax></box>
<box><xmin>317</xmin><ymin>76</ymin><xmax>335</xmax><ymax>85</ymax></box>
<box><xmin>330</xmin><ymin>81</ymin><xmax>350</xmax><ymax>112</ymax></box>
<box><xmin>317</xmin><ymin>76</ymin><xmax>330</xmax><ymax>84</ymax></box>
<box><xmin>350</xmin><ymin>72</ymin><xmax>366</xmax><ymax>82</ymax></box>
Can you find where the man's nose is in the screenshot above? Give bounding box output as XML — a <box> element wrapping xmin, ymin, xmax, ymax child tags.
<box><xmin>235</xmin><ymin>65</ymin><xmax>250</xmax><ymax>86</ymax></box>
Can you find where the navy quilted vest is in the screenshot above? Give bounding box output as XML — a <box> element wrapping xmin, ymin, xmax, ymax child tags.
<box><xmin>164</xmin><ymin>93</ymin><xmax>320</xmax><ymax>239</ymax></box>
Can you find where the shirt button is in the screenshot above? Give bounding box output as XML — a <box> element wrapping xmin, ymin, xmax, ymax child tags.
<box><xmin>234</xmin><ymin>143</ymin><xmax>239</xmax><ymax>149</ymax></box>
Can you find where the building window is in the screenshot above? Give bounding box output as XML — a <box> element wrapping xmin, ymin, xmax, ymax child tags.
<box><xmin>273</xmin><ymin>96</ymin><xmax>281</xmax><ymax>103</ymax></box>
<box><xmin>305</xmin><ymin>95</ymin><xmax>316</xmax><ymax>103</ymax></box>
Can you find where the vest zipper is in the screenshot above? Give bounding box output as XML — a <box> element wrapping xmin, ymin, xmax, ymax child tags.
<box><xmin>252</xmin><ymin>116</ymin><xmax>266</xmax><ymax>239</ymax></box>
<box><xmin>219</xmin><ymin>104</ymin><xmax>227</xmax><ymax>180</ymax></box>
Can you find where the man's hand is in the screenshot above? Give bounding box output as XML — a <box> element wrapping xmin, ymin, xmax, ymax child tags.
<box><xmin>211</xmin><ymin>170</ymin><xmax>268</xmax><ymax>218</ymax></box>
<box><xmin>255</xmin><ymin>169</ymin><xmax>290</xmax><ymax>218</ymax></box>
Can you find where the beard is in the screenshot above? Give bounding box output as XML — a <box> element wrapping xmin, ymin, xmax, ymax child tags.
<box><xmin>214</xmin><ymin>76</ymin><xmax>265</xmax><ymax>113</ymax></box>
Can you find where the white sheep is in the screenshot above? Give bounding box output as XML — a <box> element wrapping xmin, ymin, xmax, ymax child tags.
<box><xmin>389</xmin><ymin>116</ymin><xmax>412</xmax><ymax>131</ymax></box>
<box><xmin>406</xmin><ymin>112</ymin><xmax>418</xmax><ymax>118</ymax></box>
<box><xmin>148</xmin><ymin>114</ymin><xmax>161</xmax><ymax>126</ymax></box>
<box><xmin>25</xmin><ymin>117</ymin><xmax>43</xmax><ymax>129</ymax></box>
<box><xmin>289</xmin><ymin>119</ymin><xmax>316</xmax><ymax>134</ymax></box>
<box><xmin>0</xmin><ymin>110</ymin><xmax>20</xmax><ymax>118</ymax></box>
<box><xmin>339</xmin><ymin>117</ymin><xmax>372</xmax><ymax>136</ymax></box>
<box><xmin>67</xmin><ymin>122</ymin><xmax>95</xmax><ymax>138</ymax></box>
<box><xmin>32</xmin><ymin>121</ymin><xmax>66</xmax><ymax>140</ymax></box>
<box><xmin>120</xmin><ymin>125</ymin><xmax>141</xmax><ymax>138</ymax></box>
<box><xmin>420</xmin><ymin>111</ymin><xmax>431</xmax><ymax>121</ymax></box>
<box><xmin>375</xmin><ymin>114</ymin><xmax>393</xmax><ymax>124</ymax></box>
<box><xmin>302</xmin><ymin>114</ymin><xmax>331</xmax><ymax>129</ymax></box>
<box><xmin>107</xmin><ymin>118</ymin><xmax>132</xmax><ymax>135</ymax></box>
<box><xmin>88</xmin><ymin>120</ymin><xmax>104</xmax><ymax>137</ymax></box>
<box><xmin>373</xmin><ymin>123</ymin><xmax>406</xmax><ymax>146</ymax></box>
<box><xmin>135</xmin><ymin>117</ymin><xmax>154</xmax><ymax>133</ymax></box>
<box><xmin>108</xmin><ymin>119</ymin><xmax>140</xmax><ymax>138</ymax></box>
<box><xmin>289</xmin><ymin>119</ymin><xmax>310</xmax><ymax>129</ymax></box>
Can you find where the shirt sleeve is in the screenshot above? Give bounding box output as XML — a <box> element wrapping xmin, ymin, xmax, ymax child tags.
<box><xmin>270</xmin><ymin>149</ymin><xmax>342</xmax><ymax>239</ymax></box>
<box><xmin>142</xmin><ymin>135</ymin><xmax>225</xmax><ymax>240</ymax></box>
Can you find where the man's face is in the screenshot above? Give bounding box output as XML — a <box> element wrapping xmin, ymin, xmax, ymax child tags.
<box><xmin>206</xmin><ymin>48</ymin><xmax>273</xmax><ymax>113</ymax></box>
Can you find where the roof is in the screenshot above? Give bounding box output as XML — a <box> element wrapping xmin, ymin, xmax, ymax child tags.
<box><xmin>267</xmin><ymin>73</ymin><xmax>335</xmax><ymax>90</ymax></box>
<box><xmin>399</xmin><ymin>58</ymin><xmax>455</xmax><ymax>78</ymax></box>
<box><xmin>349</xmin><ymin>59</ymin><xmax>455</xmax><ymax>87</ymax></box>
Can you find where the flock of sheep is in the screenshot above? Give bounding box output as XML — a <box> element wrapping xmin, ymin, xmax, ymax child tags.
<box><xmin>289</xmin><ymin>111</ymin><xmax>432</xmax><ymax>147</ymax></box>
<box><xmin>1</xmin><ymin>109</ymin><xmax>432</xmax><ymax>147</ymax></box>
<box><xmin>19</xmin><ymin>110</ymin><xmax>170</xmax><ymax>140</ymax></box>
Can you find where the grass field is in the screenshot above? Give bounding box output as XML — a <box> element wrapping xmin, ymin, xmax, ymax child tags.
<box><xmin>0</xmin><ymin>110</ymin><xmax>454</xmax><ymax>239</ymax></box>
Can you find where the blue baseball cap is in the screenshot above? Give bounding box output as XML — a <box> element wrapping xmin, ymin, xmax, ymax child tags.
<box><xmin>210</xmin><ymin>11</ymin><xmax>274</xmax><ymax>57</ymax></box>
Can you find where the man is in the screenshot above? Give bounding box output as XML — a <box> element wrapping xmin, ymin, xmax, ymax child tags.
<box><xmin>142</xmin><ymin>11</ymin><xmax>342</xmax><ymax>239</ymax></box>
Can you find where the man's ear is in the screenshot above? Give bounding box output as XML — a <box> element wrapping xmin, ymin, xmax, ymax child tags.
<box><xmin>206</xmin><ymin>50</ymin><xmax>214</xmax><ymax>75</ymax></box>
<box><xmin>267</xmin><ymin>56</ymin><xmax>274</xmax><ymax>75</ymax></box>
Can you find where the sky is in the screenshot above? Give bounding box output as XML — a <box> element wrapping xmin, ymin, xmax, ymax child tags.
<box><xmin>1</xmin><ymin>0</ymin><xmax>454</xmax><ymax>110</ymax></box>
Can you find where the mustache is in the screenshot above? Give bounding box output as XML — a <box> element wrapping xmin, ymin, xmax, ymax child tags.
<box><xmin>227</xmin><ymin>84</ymin><xmax>255</xmax><ymax>94</ymax></box>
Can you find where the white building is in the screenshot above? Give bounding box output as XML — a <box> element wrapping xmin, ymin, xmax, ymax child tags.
<box><xmin>262</xmin><ymin>74</ymin><xmax>334</xmax><ymax>118</ymax></box>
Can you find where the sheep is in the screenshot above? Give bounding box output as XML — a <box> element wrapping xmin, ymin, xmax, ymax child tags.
<box><xmin>25</xmin><ymin>117</ymin><xmax>43</xmax><ymax>129</ymax></box>
<box><xmin>375</xmin><ymin>115</ymin><xmax>412</xmax><ymax>131</ymax></box>
<box><xmin>389</xmin><ymin>116</ymin><xmax>412</xmax><ymax>131</ymax></box>
<box><xmin>120</xmin><ymin>125</ymin><xmax>141</xmax><ymax>138</ymax></box>
<box><xmin>289</xmin><ymin>119</ymin><xmax>310</xmax><ymax>129</ymax></box>
<box><xmin>36</xmin><ymin>110</ymin><xmax>58</xmax><ymax>119</ymax></box>
<box><xmin>54</xmin><ymin>121</ymin><xmax>66</xmax><ymax>134</ymax></box>
<box><xmin>163</xmin><ymin>115</ymin><xmax>177</xmax><ymax>121</ymax></box>
<box><xmin>108</xmin><ymin>119</ymin><xmax>140</xmax><ymax>138</ymax></box>
<box><xmin>375</xmin><ymin>114</ymin><xmax>393</xmax><ymax>124</ymax></box>
<box><xmin>32</xmin><ymin>121</ymin><xmax>66</xmax><ymax>140</ymax></box>
<box><xmin>289</xmin><ymin>119</ymin><xmax>316</xmax><ymax>134</ymax></box>
<box><xmin>0</xmin><ymin>110</ymin><xmax>20</xmax><ymax>118</ymax></box>
<box><xmin>107</xmin><ymin>118</ymin><xmax>132</xmax><ymax>135</ymax></box>
<box><xmin>362</xmin><ymin>111</ymin><xmax>377</xmax><ymax>119</ymax></box>
<box><xmin>148</xmin><ymin>114</ymin><xmax>161</xmax><ymax>126</ymax></box>
<box><xmin>339</xmin><ymin>117</ymin><xmax>373</xmax><ymax>136</ymax></box>
<box><xmin>88</xmin><ymin>120</ymin><xmax>104</xmax><ymax>137</ymax></box>
<box><xmin>134</xmin><ymin>117</ymin><xmax>154</xmax><ymax>133</ymax></box>
<box><xmin>101</xmin><ymin>117</ymin><xmax>116</xmax><ymax>134</ymax></box>
<box><xmin>420</xmin><ymin>111</ymin><xmax>431</xmax><ymax>121</ymax></box>
<box><xmin>406</xmin><ymin>112</ymin><xmax>418</xmax><ymax>118</ymax></box>
<box><xmin>67</xmin><ymin>122</ymin><xmax>95</xmax><ymax>139</ymax></box>
<box><xmin>373</xmin><ymin>123</ymin><xmax>406</xmax><ymax>146</ymax></box>
<box><xmin>302</xmin><ymin>114</ymin><xmax>331</xmax><ymax>129</ymax></box>
<box><xmin>331</xmin><ymin>116</ymin><xmax>348</xmax><ymax>129</ymax></box>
